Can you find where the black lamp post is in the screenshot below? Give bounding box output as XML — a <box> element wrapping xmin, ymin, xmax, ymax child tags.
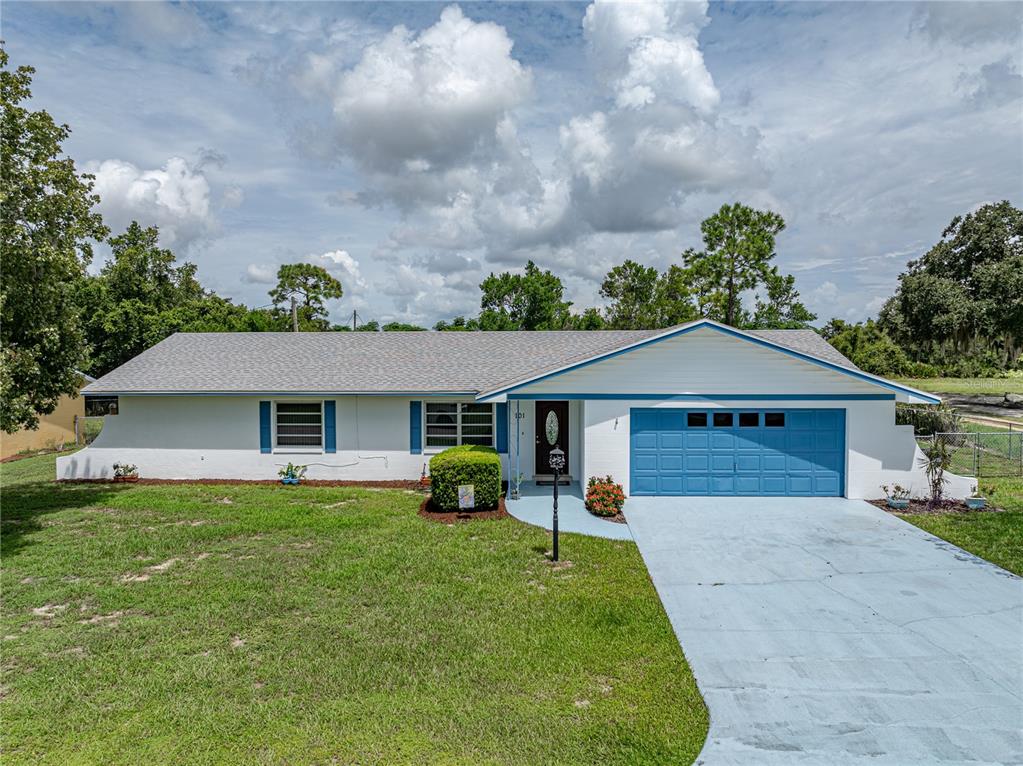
<box><xmin>549</xmin><ymin>445</ymin><xmax>565</xmax><ymax>562</ymax></box>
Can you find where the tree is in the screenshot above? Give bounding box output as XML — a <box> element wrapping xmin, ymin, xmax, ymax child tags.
<box><xmin>270</xmin><ymin>263</ymin><xmax>343</xmax><ymax>331</ymax></box>
<box><xmin>434</xmin><ymin>316</ymin><xmax>476</xmax><ymax>332</ymax></box>
<box><xmin>381</xmin><ymin>322</ymin><xmax>426</xmax><ymax>331</ymax></box>
<box><xmin>682</xmin><ymin>203</ymin><xmax>786</xmax><ymax>326</ymax></box>
<box><xmin>749</xmin><ymin>271</ymin><xmax>816</xmax><ymax>329</ymax></box>
<box><xmin>654</xmin><ymin>265</ymin><xmax>700</xmax><ymax>327</ymax></box>
<box><xmin>600</xmin><ymin>260</ymin><xmax>660</xmax><ymax>329</ymax></box>
<box><xmin>824</xmin><ymin>320</ymin><xmax>912</xmax><ymax>376</ymax></box>
<box><xmin>1</xmin><ymin>49</ymin><xmax>109</xmax><ymax>432</ymax></box>
<box><xmin>880</xmin><ymin>201</ymin><xmax>1022</xmax><ymax>370</ymax></box>
<box><xmin>566</xmin><ymin>307</ymin><xmax>606</xmax><ymax>330</ymax></box>
<box><xmin>478</xmin><ymin>261</ymin><xmax>572</xmax><ymax>330</ymax></box>
<box><xmin>101</xmin><ymin>222</ymin><xmax>203</xmax><ymax>309</ymax></box>
<box><xmin>599</xmin><ymin>261</ymin><xmax>699</xmax><ymax>329</ymax></box>
<box><xmin>80</xmin><ymin>222</ymin><xmax>277</xmax><ymax>375</ymax></box>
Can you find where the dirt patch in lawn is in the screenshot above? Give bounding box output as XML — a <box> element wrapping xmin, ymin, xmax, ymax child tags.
<box><xmin>418</xmin><ymin>496</ymin><xmax>508</xmax><ymax>523</ymax></box>
<box><xmin>869</xmin><ymin>499</ymin><xmax>1006</xmax><ymax>515</ymax></box>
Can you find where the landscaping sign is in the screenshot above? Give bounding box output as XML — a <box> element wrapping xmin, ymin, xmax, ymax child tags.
<box><xmin>458</xmin><ymin>484</ymin><xmax>474</xmax><ymax>510</ymax></box>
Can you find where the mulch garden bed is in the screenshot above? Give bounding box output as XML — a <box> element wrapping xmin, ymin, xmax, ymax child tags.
<box><xmin>587</xmin><ymin>510</ymin><xmax>626</xmax><ymax>524</ymax></box>
<box><xmin>868</xmin><ymin>498</ymin><xmax>1005</xmax><ymax>515</ymax></box>
<box><xmin>418</xmin><ymin>495</ymin><xmax>508</xmax><ymax>523</ymax></box>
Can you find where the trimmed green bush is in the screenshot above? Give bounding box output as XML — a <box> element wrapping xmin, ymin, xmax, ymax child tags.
<box><xmin>429</xmin><ymin>445</ymin><xmax>502</xmax><ymax>511</ymax></box>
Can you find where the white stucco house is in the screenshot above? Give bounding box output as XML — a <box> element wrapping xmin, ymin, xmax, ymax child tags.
<box><xmin>58</xmin><ymin>319</ymin><xmax>972</xmax><ymax>499</ymax></box>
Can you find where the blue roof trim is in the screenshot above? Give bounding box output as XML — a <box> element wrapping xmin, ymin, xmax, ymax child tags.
<box><xmin>478</xmin><ymin>321</ymin><xmax>941</xmax><ymax>404</ymax></box>
<box><xmin>508</xmin><ymin>393</ymin><xmax>895</xmax><ymax>401</ymax></box>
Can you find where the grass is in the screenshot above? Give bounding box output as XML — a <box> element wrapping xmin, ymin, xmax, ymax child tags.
<box><xmin>899</xmin><ymin>477</ymin><xmax>1023</xmax><ymax>576</ymax></box>
<box><xmin>894</xmin><ymin>376</ymin><xmax>1023</xmax><ymax>395</ymax></box>
<box><xmin>0</xmin><ymin>453</ymin><xmax>707</xmax><ymax>766</ymax></box>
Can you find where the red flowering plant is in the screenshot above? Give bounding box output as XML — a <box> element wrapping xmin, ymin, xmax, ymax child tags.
<box><xmin>585</xmin><ymin>475</ymin><xmax>626</xmax><ymax>517</ymax></box>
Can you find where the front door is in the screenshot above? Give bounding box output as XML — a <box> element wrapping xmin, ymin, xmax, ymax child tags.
<box><xmin>535</xmin><ymin>400</ymin><xmax>569</xmax><ymax>476</ymax></box>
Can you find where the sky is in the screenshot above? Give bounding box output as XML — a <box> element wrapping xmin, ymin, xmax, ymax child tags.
<box><xmin>5</xmin><ymin>1</ymin><xmax>1021</xmax><ymax>327</ymax></box>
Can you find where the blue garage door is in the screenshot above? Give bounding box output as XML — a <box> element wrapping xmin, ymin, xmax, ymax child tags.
<box><xmin>630</xmin><ymin>409</ymin><xmax>845</xmax><ymax>496</ymax></box>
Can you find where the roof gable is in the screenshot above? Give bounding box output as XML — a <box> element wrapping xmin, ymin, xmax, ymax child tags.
<box><xmin>477</xmin><ymin>320</ymin><xmax>940</xmax><ymax>404</ymax></box>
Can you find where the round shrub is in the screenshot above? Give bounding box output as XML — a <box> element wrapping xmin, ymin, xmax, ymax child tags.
<box><xmin>585</xmin><ymin>475</ymin><xmax>626</xmax><ymax>517</ymax></box>
<box><xmin>429</xmin><ymin>445</ymin><xmax>502</xmax><ymax>511</ymax></box>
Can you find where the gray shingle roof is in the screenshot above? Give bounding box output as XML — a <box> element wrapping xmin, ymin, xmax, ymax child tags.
<box><xmin>83</xmin><ymin>326</ymin><xmax>857</xmax><ymax>395</ymax></box>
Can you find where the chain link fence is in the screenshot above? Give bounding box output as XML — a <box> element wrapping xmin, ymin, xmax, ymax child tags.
<box><xmin>917</xmin><ymin>431</ymin><xmax>1023</xmax><ymax>478</ymax></box>
<box><xmin>74</xmin><ymin>415</ymin><xmax>105</xmax><ymax>446</ymax></box>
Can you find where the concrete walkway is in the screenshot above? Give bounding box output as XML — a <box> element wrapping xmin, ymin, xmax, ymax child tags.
<box><xmin>505</xmin><ymin>482</ymin><xmax>632</xmax><ymax>540</ymax></box>
<box><xmin>625</xmin><ymin>496</ymin><xmax>1023</xmax><ymax>765</ymax></box>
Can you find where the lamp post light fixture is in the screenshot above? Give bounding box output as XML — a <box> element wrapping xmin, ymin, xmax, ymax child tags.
<box><xmin>548</xmin><ymin>445</ymin><xmax>565</xmax><ymax>562</ymax></box>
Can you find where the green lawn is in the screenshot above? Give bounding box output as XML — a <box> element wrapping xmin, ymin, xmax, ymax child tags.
<box><xmin>899</xmin><ymin>477</ymin><xmax>1023</xmax><ymax>576</ymax></box>
<box><xmin>0</xmin><ymin>453</ymin><xmax>707</xmax><ymax>765</ymax></box>
<box><xmin>894</xmin><ymin>376</ymin><xmax>1023</xmax><ymax>395</ymax></box>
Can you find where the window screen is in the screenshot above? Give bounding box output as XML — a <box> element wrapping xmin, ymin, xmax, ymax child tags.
<box><xmin>687</xmin><ymin>412</ymin><xmax>707</xmax><ymax>427</ymax></box>
<box><xmin>276</xmin><ymin>402</ymin><xmax>323</xmax><ymax>447</ymax></box>
<box><xmin>426</xmin><ymin>403</ymin><xmax>494</xmax><ymax>448</ymax></box>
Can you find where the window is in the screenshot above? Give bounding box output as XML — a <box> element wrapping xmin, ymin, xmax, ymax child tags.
<box><xmin>275</xmin><ymin>402</ymin><xmax>323</xmax><ymax>448</ymax></box>
<box><xmin>765</xmin><ymin>412</ymin><xmax>786</xmax><ymax>428</ymax></box>
<box><xmin>687</xmin><ymin>412</ymin><xmax>707</xmax><ymax>428</ymax></box>
<box><xmin>713</xmin><ymin>412</ymin><xmax>733</xmax><ymax>428</ymax></box>
<box><xmin>85</xmin><ymin>396</ymin><xmax>118</xmax><ymax>416</ymax></box>
<box><xmin>739</xmin><ymin>412</ymin><xmax>759</xmax><ymax>428</ymax></box>
<box><xmin>426</xmin><ymin>402</ymin><xmax>494</xmax><ymax>448</ymax></box>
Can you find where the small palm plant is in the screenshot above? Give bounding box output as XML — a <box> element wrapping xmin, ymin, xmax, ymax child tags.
<box><xmin>918</xmin><ymin>438</ymin><xmax>950</xmax><ymax>510</ymax></box>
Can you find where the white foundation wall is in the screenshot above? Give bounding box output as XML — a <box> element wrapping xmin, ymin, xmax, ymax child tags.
<box><xmin>56</xmin><ymin>395</ymin><xmax>511</xmax><ymax>481</ymax></box>
<box><xmin>581</xmin><ymin>399</ymin><xmax>974</xmax><ymax>500</ymax></box>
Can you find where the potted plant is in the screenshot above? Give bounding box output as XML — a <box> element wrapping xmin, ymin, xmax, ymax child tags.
<box><xmin>881</xmin><ymin>484</ymin><xmax>911</xmax><ymax>510</ymax></box>
<box><xmin>278</xmin><ymin>462</ymin><xmax>307</xmax><ymax>485</ymax></box>
<box><xmin>112</xmin><ymin>462</ymin><xmax>139</xmax><ymax>483</ymax></box>
<box><xmin>965</xmin><ymin>484</ymin><xmax>987</xmax><ymax>510</ymax></box>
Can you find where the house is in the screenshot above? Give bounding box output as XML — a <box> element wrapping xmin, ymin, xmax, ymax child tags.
<box><xmin>57</xmin><ymin>320</ymin><xmax>973</xmax><ymax>499</ymax></box>
<box><xmin>2</xmin><ymin>373</ymin><xmax>96</xmax><ymax>459</ymax></box>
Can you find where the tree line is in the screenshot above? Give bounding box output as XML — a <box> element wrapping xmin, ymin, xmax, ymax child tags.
<box><xmin>2</xmin><ymin>48</ymin><xmax>1019</xmax><ymax>434</ymax></box>
<box><xmin>822</xmin><ymin>201</ymin><xmax>1021</xmax><ymax>378</ymax></box>
<box><xmin>432</xmin><ymin>203</ymin><xmax>814</xmax><ymax>333</ymax></box>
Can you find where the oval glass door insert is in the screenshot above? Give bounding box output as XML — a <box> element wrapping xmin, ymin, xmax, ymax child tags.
<box><xmin>545</xmin><ymin>411</ymin><xmax>559</xmax><ymax>446</ymax></box>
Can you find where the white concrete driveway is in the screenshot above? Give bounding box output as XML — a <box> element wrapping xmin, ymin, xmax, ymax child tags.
<box><xmin>625</xmin><ymin>497</ymin><xmax>1023</xmax><ymax>765</ymax></box>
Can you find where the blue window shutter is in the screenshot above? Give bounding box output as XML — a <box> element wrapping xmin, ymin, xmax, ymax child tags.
<box><xmin>496</xmin><ymin>402</ymin><xmax>508</xmax><ymax>453</ymax></box>
<box><xmin>410</xmin><ymin>401</ymin><xmax>422</xmax><ymax>454</ymax></box>
<box><xmin>324</xmin><ymin>400</ymin><xmax>336</xmax><ymax>453</ymax></box>
<box><xmin>259</xmin><ymin>401</ymin><xmax>271</xmax><ymax>453</ymax></box>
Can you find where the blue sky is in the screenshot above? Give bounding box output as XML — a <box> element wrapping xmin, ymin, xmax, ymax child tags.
<box><xmin>5</xmin><ymin>1</ymin><xmax>1021</xmax><ymax>326</ymax></box>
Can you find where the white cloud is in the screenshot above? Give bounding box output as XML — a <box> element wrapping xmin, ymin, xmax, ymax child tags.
<box><xmin>85</xmin><ymin>157</ymin><xmax>216</xmax><ymax>249</ymax></box>
<box><xmin>244</xmin><ymin>264</ymin><xmax>277</xmax><ymax>284</ymax></box>
<box><xmin>583</xmin><ymin>0</ymin><xmax>718</xmax><ymax>112</ymax></box>
<box><xmin>915</xmin><ymin>2</ymin><xmax>1023</xmax><ymax>46</ymax></box>
<box><xmin>304</xmin><ymin>249</ymin><xmax>368</xmax><ymax>292</ymax></box>
<box><xmin>289</xmin><ymin>5</ymin><xmax>531</xmax><ymax>190</ymax></box>
<box><xmin>961</xmin><ymin>57</ymin><xmax>1023</xmax><ymax>106</ymax></box>
<box><xmin>810</xmin><ymin>281</ymin><xmax>839</xmax><ymax>304</ymax></box>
